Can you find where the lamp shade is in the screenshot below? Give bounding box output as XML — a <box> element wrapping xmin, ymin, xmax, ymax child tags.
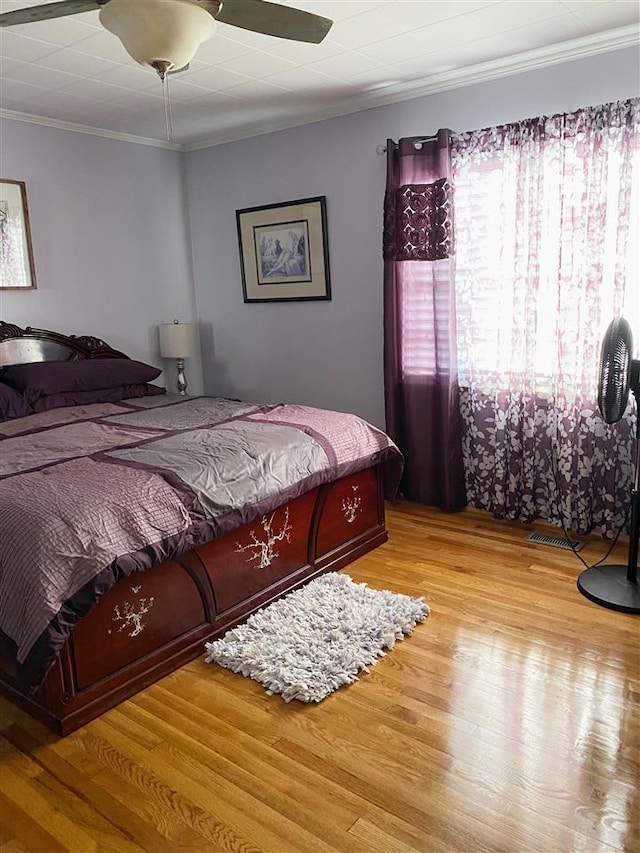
<box><xmin>159</xmin><ymin>322</ymin><xmax>194</xmax><ymax>358</ymax></box>
<box><xmin>99</xmin><ymin>0</ymin><xmax>217</xmax><ymax>71</ymax></box>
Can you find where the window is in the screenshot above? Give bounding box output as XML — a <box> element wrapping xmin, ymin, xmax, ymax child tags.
<box><xmin>452</xmin><ymin>111</ymin><xmax>640</xmax><ymax>397</ymax></box>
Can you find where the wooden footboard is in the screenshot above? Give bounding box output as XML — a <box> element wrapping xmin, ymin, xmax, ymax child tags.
<box><xmin>0</xmin><ymin>465</ymin><xmax>387</xmax><ymax>735</ymax></box>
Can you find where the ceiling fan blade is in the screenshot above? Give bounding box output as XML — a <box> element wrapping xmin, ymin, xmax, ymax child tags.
<box><xmin>206</xmin><ymin>0</ymin><xmax>332</xmax><ymax>43</ymax></box>
<box><xmin>0</xmin><ymin>0</ymin><xmax>100</xmax><ymax>26</ymax></box>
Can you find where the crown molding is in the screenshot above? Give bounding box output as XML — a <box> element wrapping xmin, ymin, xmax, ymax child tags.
<box><xmin>184</xmin><ymin>24</ymin><xmax>640</xmax><ymax>151</ymax></box>
<box><xmin>0</xmin><ymin>109</ymin><xmax>182</xmax><ymax>150</ymax></box>
<box><xmin>1</xmin><ymin>24</ymin><xmax>637</xmax><ymax>152</ymax></box>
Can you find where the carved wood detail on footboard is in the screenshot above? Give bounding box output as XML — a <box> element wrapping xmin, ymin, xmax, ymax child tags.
<box><xmin>0</xmin><ymin>465</ymin><xmax>387</xmax><ymax>735</ymax></box>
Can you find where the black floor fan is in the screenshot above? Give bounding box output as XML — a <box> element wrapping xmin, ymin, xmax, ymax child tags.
<box><xmin>577</xmin><ymin>317</ymin><xmax>640</xmax><ymax>614</ymax></box>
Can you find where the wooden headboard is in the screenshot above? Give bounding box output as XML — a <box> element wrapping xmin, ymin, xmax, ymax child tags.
<box><xmin>0</xmin><ymin>322</ymin><xmax>129</xmax><ymax>367</ymax></box>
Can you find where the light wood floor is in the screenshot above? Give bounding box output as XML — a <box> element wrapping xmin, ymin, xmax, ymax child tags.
<box><xmin>1</xmin><ymin>502</ymin><xmax>638</xmax><ymax>853</ymax></box>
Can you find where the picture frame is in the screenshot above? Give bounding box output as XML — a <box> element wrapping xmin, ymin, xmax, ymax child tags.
<box><xmin>236</xmin><ymin>196</ymin><xmax>330</xmax><ymax>302</ymax></box>
<box><xmin>0</xmin><ymin>179</ymin><xmax>37</xmax><ymax>290</ymax></box>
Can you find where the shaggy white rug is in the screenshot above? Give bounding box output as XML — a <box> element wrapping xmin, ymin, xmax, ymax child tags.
<box><xmin>203</xmin><ymin>572</ymin><xmax>429</xmax><ymax>703</ymax></box>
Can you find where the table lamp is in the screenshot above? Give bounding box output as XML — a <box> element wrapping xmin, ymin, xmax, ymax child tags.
<box><xmin>159</xmin><ymin>320</ymin><xmax>194</xmax><ymax>396</ymax></box>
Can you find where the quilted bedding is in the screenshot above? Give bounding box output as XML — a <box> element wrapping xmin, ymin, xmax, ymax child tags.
<box><xmin>0</xmin><ymin>394</ymin><xmax>402</xmax><ymax>689</ymax></box>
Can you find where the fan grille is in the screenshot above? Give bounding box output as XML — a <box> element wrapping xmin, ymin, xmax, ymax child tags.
<box><xmin>597</xmin><ymin>318</ymin><xmax>632</xmax><ymax>424</ymax></box>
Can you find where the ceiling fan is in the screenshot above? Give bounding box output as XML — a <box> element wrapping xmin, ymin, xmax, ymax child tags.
<box><xmin>0</xmin><ymin>0</ymin><xmax>333</xmax><ymax>77</ymax></box>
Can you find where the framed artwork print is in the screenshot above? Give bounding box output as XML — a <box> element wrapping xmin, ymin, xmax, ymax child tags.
<box><xmin>236</xmin><ymin>196</ymin><xmax>331</xmax><ymax>302</ymax></box>
<box><xmin>0</xmin><ymin>179</ymin><xmax>37</xmax><ymax>290</ymax></box>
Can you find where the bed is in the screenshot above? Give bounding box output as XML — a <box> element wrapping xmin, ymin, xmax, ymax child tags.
<box><xmin>0</xmin><ymin>322</ymin><xmax>402</xmax><ymax>735</ymax></box>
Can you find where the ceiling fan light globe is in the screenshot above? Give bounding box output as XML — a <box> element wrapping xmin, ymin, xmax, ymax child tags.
<box><xmin>99</xmin><ymin>0</ymin><xmax>216</xmax><ymax>70</ymax></box>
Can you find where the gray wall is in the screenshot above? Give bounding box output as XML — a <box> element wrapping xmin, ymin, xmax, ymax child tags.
<box><xmin>186</xmin><ymin>46</ymin><xmax>639</xmax><ymax>427</ymax></box>
<box><xmin>0</xmin><ymin>121</ymin><xmax>203</xmax><ymax>393</ymax></box>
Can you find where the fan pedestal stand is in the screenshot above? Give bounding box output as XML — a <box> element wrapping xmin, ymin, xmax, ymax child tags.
<box><xmin>577</xmin><ymin>432</ymin><xmax>640</xmax><ymax>616</ymax></box>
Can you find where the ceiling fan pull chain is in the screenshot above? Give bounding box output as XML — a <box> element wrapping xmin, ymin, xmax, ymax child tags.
<box><xmin>162</xmin><ymin>73</ymin><xmax>174</xmax><ymax>143</ymax></box>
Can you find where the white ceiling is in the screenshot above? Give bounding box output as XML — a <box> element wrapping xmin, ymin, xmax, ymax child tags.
<box><xmin>0</xmin><ymin>0</ymin><xmax>638</xmax><ymax>149</ymax></box>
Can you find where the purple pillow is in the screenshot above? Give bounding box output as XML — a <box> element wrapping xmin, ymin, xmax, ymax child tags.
<box><xmin>3</xmin><ymin>358</ymin><xmax>162</xmax><ymax>406</ymax></box>
<box><xmin>31</xmin><ymin>383</ymin><xmax>166</xmax><ymax>413</ymax></box>
<box><xmin>0</xmin><ymin>382</ymin><xmax>31</xmax><ymax>422</ymax></box>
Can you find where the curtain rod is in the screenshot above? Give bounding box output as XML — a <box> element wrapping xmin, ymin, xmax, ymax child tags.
<box><xmin>376</xmin><ymin>131</ymin><xmax>457</xmax><ymax>155</ymax></box>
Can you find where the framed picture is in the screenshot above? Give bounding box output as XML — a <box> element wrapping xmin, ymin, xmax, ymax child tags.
<box><xmin>236</xmin><ymin>196</ymin><xmax>330</xmax><ymax>302</ymax></box>
<box><xmin>0</xmin><ymin>179</ymin><xmax>37</xmax><ymax>290</ymax></box>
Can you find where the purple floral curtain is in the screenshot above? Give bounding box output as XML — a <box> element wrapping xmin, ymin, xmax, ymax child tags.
<box><xmin>451</xmin><ymin>99</ymin><xmax>639</xmax><ymax>537</ymax></box>
<box><xmin>383</xmin><ymin>131</ymin><xmax>466</xmax><ymax>511</ymax></box>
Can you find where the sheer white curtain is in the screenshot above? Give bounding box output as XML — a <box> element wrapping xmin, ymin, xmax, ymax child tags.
<box><xmin>451</xmin><ymin>99</ymin><xmax>639</xmax><ymax>537</ymax></box>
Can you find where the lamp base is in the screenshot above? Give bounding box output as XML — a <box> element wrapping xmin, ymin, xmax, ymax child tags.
<box><xmin>176</xmin><ymin>358</ymin><xmax>188</xmax><ymax>396</ymax></box>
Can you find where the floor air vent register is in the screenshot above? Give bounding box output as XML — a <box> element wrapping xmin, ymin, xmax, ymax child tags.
<box><xmin>525</xmin><ymin>532</ymin><xmax>585</xmax><ymax>552</ymax></box>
